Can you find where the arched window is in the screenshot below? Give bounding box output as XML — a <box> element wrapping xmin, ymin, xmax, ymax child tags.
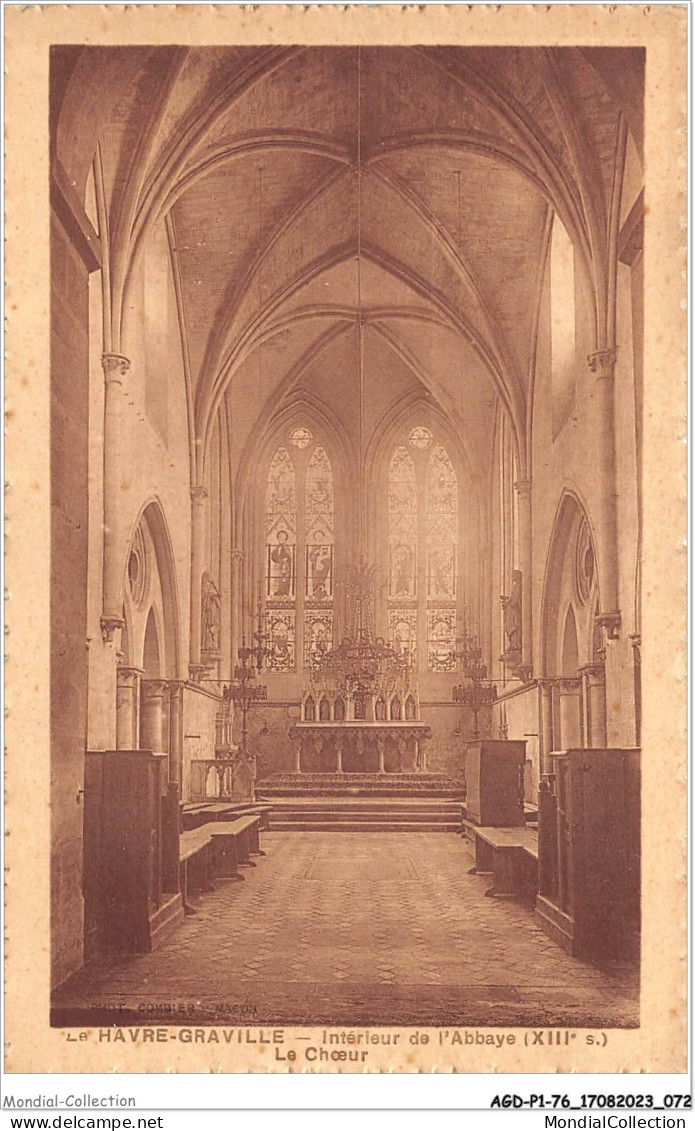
<box><xmin>304</xmin><ymin>445</ymin><xmax>334</xmax><ymax>668</ymax></box>
<box><xmin>386</xmin><ymin>431</ymin><xmax>459</xmax><ymax>672</ymax></box>
<box><xmin>264</xmin><ymin>434</ymin><xmax>335</xmax><ymax>674</ymax></box>
<box><xmin>426</xmin><ymin>445</ymin><xmax>457</xmax><ymax>670</ymax></box>
<box><xmin>265</xmin><ymin>446</ymin><xmax>296</xmax><ymax>671</ymax></box>
<box><xmin>550</xmin><ymin>213</ymin><xmax>576</xmax><ymax>435</ymax></box>
<box><xmin>387</xmin><ymin>446</ymin><xmax>418</xmax><ymax>664</ymax></box>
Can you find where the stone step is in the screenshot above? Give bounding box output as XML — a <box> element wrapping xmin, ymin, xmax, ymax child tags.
<box><xmin>274</xmin><ymin>811</ymin><xmax>458</xmax><ymax>824</ymax></box>
<box><xmin>270</xmin><ymin>805</ymin><xmax>459</xmax><ymax>819</ymax></box>
<box><xmin>269</xmin><ymin>796</ymin><xmax>460</xmax><ymax>808</ymax></box>
<box><xmin>259</xmin><ymin>773</ymin><xmax>461</xmax><ymax>786</ymax></box>
<box><xmin>258</xmin><ymin>775</ymin><xmax>464</xmax><ymax>799</ymax></box>
<box><xmin>261</xmin><ymin>789</ymin><xmax>463</xmax><ymax>799</ymax></box>
<box><xmin>271</xmin><ymin>820</ymin><xmax>461</xmax><ymax>833</ymax></box>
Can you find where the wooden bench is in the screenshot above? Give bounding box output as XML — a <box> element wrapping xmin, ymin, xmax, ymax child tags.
<box><xmin>211</xmin><ymin>814</ymin><xmax>263</xmax><ymax>867</ymax></box>
<box><xmin>179</xmin><ymin>825</ymin><xmax>219</xmax><ymax>913</ymax></box>
<box><xmin>182</xmin><ymin>802</ymin><xmax>273</xmax><ymax>832</ymax></box>
<box><xmin>179</xmin><ymin>814</ymin><xmax>262</xmax><ymax>914</ymax></box>
<box><xmin>468</xmin><ymin>825</ymin><xmax>539</xmax><ymax>903</ymax></box>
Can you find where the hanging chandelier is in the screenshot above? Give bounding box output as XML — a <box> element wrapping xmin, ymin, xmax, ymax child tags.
<box><xmin>311</xmin><ymin>630</ymin><xmax>411</xmax><ymax>699</ymax></box>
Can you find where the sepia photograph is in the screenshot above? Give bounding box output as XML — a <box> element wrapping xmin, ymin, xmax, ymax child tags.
<box><xmin>3</xmin><ymin>2</ymin><xmax>687</xmax><ymax>1077</ymax></box>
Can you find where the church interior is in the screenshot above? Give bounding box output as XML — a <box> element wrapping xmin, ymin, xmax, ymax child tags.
<box><xmin>50</xmin><ymin>45</ymin><xmax>643</xmax><ymax>1027</ymax></box>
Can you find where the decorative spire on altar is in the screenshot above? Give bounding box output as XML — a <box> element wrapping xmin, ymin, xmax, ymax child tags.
<box><xmin>343</xmin><ymin>557</ymin><xmax>382</xmax><ymax>642</ymax></box>
<box><xmin>309</xmin><ymin>556</ymin><xmax>413</xmax><ymax>699</ymax></box>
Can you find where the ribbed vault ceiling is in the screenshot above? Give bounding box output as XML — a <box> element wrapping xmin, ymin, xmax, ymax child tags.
<box><xmin>54</xmin><ymin>44</ymin><xmax>644</xmax><ymax>480</ymax></box>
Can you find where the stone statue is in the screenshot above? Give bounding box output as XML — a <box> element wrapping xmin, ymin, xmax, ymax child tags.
<box><xmin>201</xmin><ymin>573</ymin><xmax>221</xmax><ymax>655</ymax></box>
<box><xmin>501</xmin><ymin>569</ymin><xmax>522</xmax><ymax>654</ymax></box>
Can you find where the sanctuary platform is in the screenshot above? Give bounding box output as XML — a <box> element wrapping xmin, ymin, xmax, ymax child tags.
<box><xmin>257</xmin><ymin>772</ymin><xmax>464</xmax><ymax>798</ymax></box>
<box><xmin>256</xmin><ymin>772</ymin><xmax>465</xmax><ymax>830</ymax></box>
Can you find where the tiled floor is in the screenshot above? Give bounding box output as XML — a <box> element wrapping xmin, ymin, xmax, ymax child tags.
<box><xmin>53</xmin><ymin>832</ymin><xmax>639</xmax><ymax>1028</ymax></box>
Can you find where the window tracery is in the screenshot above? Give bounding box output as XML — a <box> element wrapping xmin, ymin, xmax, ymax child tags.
<box><xmin>264</xmin><ymin>434</ymin><xmax>335</xmax><ymax>674</ymax></box>
<box><xmin>426</xmin><ymin>445</ymin><xmax>457</xmax><ymax>670</ymax></box>
<box><xmin>388</xmin><ymin>447</ymin><xmax>417</xmax><ymax>600</ymax></box>
<box><xmin>386</xmin><ymin>433</ymin><xmax>459</xmax><ymax>672</ymax></box>
<box><xmin>304</xmin><ymin>444</ymin><xmax>334</xmax><ymax>667</ymax></box>
<box><xmin>265</xmin><ymin>446</ymin><xmax>296</xmax><ymax>670</ymax></box>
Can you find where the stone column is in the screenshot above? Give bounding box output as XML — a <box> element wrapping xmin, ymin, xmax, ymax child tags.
<box><xmin>588</xmin><ymin>349</ymin><xmax>621</xmax><ymax>641</ymax></box>
<box><xmin>335</xmin><ymin>735</ymin><xmax>343</xmax><ymax>774</ymax></box>
<box><xmin>116</xmin><ymin>666</ymin><xmax>142</xmax><ymax>749</ymax></box>
<box><xmin>581</xmin><ymin>663</ymin><xmax>607</xmax><ymax>747</ymax></box>
<box><xmin>295</xmin><ymin>740</ymin><xmax>302</xmax><ymax>773</ymax></box>
<box><xmin>514</xmin><ymin>478</ymin><xmax>533</xmax><ymax>678</ymax></box>
<box><xmin>189</xmin><ymin>485</ymin><xmax>208</xmax><ymax>679</ymax></box>
<box><xmin>556</xmin><ymin>678</ymin><xmax>582</xmax><ymax>750</ymax></box>
<box><xmin>100</xmin><ymin>353</ymin><xmax>130</xmax><ymax>643</ymax></box>
<box><xmin>140</xmin><ymin>680</ymin><xmax>169</xmax><ymax>753</ymax></box>
<box><xmin>167</xmin><ymin>680</ymin><xmax>186</xmax><ymax>786</ymax></box>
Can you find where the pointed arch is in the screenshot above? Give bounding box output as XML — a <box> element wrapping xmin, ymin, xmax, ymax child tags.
<box><xmin>264</xmin><ymin>447</ymin><xmax>297</xmax><ymax>674</ymax></box>
<box><xmin>540</xmin><ymin>489</ymin><xmax>600</xmax><ymax>677</ymax></box>
<box><xmin>122</xmin><ymin>498</ymin><xmax>182</xmax><ymax>678</ymax></box>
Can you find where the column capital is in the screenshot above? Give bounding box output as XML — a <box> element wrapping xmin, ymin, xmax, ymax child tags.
<box><xmin>116</xmin><ymin>665</ymin><xmax>143</xmax><ymax>686</ymax></box>
<box><xmin>190</xmin><ymin>484</ymin><xmax>208</xmax><ymax>505</ymax></box>
<box><xmin>141</xmin><ymin>678</ymin><xmax>169</xmax><ymax>698</ymax></box>
<box><xmin>230</xmin><ymin>548</ymin><xmax>244</xmax><ymax>566</ymax></box>
<box><xmin>166</xmin><ymin>679</ymin><xmax>187</xmax><ymax>694</ymax></box>
<box><xmin>537</xmin><ymin>678</ymin><xmax>555</xmax><ymax>695</ymax></box>
<box><xmin>595</xmin><ymin>610</ymin><xmax>621</xmax><ymax>640</ymax></box>
<box><xmin>100</xmin><ymin>615</ymin><xmax>125</xmax><ymax>643</ymax></box>
<box><xmin>514</xmin><ymin>478</ymin><xmax>532</xmax><ymax>498</ymax></box>
<box><xmin>101</xmin><ymin>353</ymin><xmax>131</xmax><ymax>382</ymax></box>
<box><xmin>587</xmin><ymin>348</ymin><xmax>617</xmax><ymax>379</ymax></box>
<box><xmin>579</xmin><ymin>662</ymin><xmax>606</xmax><ymax>686</ymax></box>
<box><xmin>555</xmin><ymin>677</ymin><xmax>582</xmax><ymax>695</ymax></box>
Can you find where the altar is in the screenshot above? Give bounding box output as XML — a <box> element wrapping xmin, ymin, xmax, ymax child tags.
<box><xmin>288</xmin><ymin>721</ymin><xmax>432</xmax><ymax>774</ymax></box>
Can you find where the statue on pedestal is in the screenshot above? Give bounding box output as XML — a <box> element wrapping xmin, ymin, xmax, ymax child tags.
<box><xmin>201</xmin><ymin>572</ymin><xmax>221</xmax><ymax>658</ymax></box>
<box><xmin>500</xmin><ymin>569</ymin><xmax>522</xmax><ymax>665</ymax></box>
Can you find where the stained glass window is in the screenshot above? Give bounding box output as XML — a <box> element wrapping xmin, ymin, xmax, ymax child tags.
<box><xmin>266</xmin><ymin>610</ymin><xmax>296</xmax><ymax>672</ymax></box>
<box><xmin>388</xmin><ymin>447</ymin><xmax>417</xmax><ymax>598</ymax></box>
<box><xmin>426</xmin><ymin>446</ymin><xmax>457</xmax><ymax>600</ymax></box>
<box><xmin>290</xmin><ymin>426</ymin><xmax>313</xmax><ymax>449</ymax></box>
<box><xmin>305</xmin><ymin>446</ymin><xmax>334</xmax><ymax>600</ymax></box>
<box><xmin>427</xmin><ymin>609</ymin><xmax>456</xmax><ymax>671</ymax></box>
<box><xmin>304</xmin><ymin>445</ymin><xmax>334</xmax><ymax>665</ymax></box>
<box><xmin>304</xmin><ymin>611</ymin><xmax>333</xmax><ymax>670</ymax></box>
<box><xmin>265</xmin><ymin>447</ymin><xmax>296</xmax><ymax>670</ymax></box>
<box><xmin>388</xmin><ymin>609</ymin><xmax>417</xmax><ymax>667</ymax></box>
<box><xmin>426</xmin><ymin>445</ymin><xmax>457</xmax><ymax>670</ymax></box>
<box><xmin>409</xmin><ymin>425</ymin><xmax>433</xmax><ymax>449</ymax></box>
